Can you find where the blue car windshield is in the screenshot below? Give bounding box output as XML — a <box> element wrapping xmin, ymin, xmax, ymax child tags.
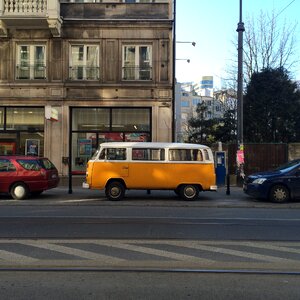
<box><xmin>274</xmin><ymin>160</ymin><xmax>300</xmax><ymax>173</ymax></box>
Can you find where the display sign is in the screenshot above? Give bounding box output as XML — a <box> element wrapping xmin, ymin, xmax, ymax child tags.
<box><xmin>25</xmin><ymin>139</ymin><xmax>40</xmax><ymax>156</ymax></box>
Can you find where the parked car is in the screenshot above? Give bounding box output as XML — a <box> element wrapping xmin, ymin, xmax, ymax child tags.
<box><xmin>0</xmin><ymin>156</ymin><xmax>59</xmax><ymax>200</ymax></box>
<box><xmin>243</xmin><ymin>159</ymin><xmax>300</xmax><ymax>203</ymax></box>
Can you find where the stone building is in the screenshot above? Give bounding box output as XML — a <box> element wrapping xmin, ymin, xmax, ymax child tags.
<box><xmin>0</xmin><ymin>0</ymin><xmax>174</xmax><ymax>176</ymax></box>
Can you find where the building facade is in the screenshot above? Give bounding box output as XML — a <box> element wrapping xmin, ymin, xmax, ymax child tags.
<box><xmin>0</xmin><ymin>0</ymin><xmax>174</xmax><ymax>175</ymax></box>
<box><xmin>175</xmin><ymin>82</ymin><xmax>225</xmax><ymax>142</ymax></box>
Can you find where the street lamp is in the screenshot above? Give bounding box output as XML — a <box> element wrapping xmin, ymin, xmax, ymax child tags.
<box><xmin>177</xmin><ymin>41</ymin><xmax>196</xmax><ymax>47</ymax></box>
<box><xmin>176</xmin><ymin>58</ymin><xmax>190</xmax><ymax>63</ymax></box>
<box><xmin>236</xmin><ymin>0</ymin><xmax>245</xmax><ymax>181</ymax></box>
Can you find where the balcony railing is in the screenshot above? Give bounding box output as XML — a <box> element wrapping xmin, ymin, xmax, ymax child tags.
<box><xmin>69</xmin><ymin>66</ymin><xmax>100</xmax><ymax>80</ymax></box>
<box><xmin>3</xmin><ymin>0</ymin><xmax>47</xmax><ymax>15</ymax></box>
<box><xmin>0</xmin><ymin>0</ymin><xmax>62</xmax><ymax>37</ymax></box>
<box><xmin>16</xmin><ymin>64</ymin><xmax>46</xmax><ymax>80</ymax></box>
<box><xmin>122</xmin><ymin>66</ymin><xmax>152</xmax><ymax>81</ymax></box>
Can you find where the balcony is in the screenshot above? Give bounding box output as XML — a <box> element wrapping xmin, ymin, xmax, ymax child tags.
<box><xmin>69</xmin><ymin>66</ymin><xmax>100</xmax><ymax>81</ymax></box>
<box><xmin>0</xmin><ymin>0</ymin><xmax>62</xmax><ymax>37</ymax></box>
<box><xmin>122</xmin><ymin>66</ymin><xmax>152</xmax><ymax>81</ymax></box>
<box><xmin>16</xmin><ymin>64</ymin><xmax>47</xmax><ymax>80</ymax></box>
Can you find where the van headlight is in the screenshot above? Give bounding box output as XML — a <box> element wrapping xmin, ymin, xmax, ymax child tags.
<box><xmin>253</xmin><ymin>178</ymin><xmax>267</xmax><ymax>184</ymax></box>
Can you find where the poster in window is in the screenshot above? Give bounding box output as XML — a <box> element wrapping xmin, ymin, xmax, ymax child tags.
<box><xmin>78</xmin><ymin>139</ymin><xmax>92</xmax><ymax>156</ymax></box>
<box><xmin>25</xmin><ymin>139</ymin><xmax>40</xmax><ymax>156</ymax></box>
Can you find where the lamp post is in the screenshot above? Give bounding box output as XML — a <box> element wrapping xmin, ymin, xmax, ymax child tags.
<box><xmin>177</xmin><ymin>41</ymin><xmax>196</xmax><ymax>47</ymax></box>
<box><xmin>236</xmin><ymin>0</ymin><xmax>245</xmax><ymax>181</ymax></box>
<box><xmin>176</xmin><ymin>58</ymin><xmax>191</xmax><ymax>63</ymax></box>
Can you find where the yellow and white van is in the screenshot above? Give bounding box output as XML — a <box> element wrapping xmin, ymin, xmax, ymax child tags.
<box><xmin>83</xmin><ymin>142</ymin><xmax>217</xmax><ymax>200</ymax></box>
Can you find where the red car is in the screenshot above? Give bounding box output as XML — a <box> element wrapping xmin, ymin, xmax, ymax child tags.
<box><xmin>0</xmin><ymin>156</ymin><xmax>59</xmax><ymax>200</ymax></box>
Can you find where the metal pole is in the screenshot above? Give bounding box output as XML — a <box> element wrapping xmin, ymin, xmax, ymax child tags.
<box><xmin>172</xmin><ymin>0</ymin><xmax>176</xmax><ymax>142</ymax></box>
<box><xmin>236</xmin><ymin>0</ymin><xmax>245</xmax><ymax>182</ymax></box>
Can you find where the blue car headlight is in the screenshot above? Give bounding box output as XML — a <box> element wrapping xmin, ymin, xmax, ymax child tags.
<box><xmin>252</xmin><ymin>178</ymin><xmax>267</xmax><ymax>184</ymax></box>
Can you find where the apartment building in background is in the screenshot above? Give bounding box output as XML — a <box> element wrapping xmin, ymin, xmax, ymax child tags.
<box><xmin>0</xmin><ymin>0</ymin><xmax>174</xmax><ymax>176</ymax></box>
<box><xmin>175</xmin><ymin>82</ymin><xmax>225</xmax><ymax>142</ymax></box>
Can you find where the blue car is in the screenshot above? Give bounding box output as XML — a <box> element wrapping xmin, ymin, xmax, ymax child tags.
<box><xmin>243</xmin><ymin>159</ymin><xmax>300</xmax><ymax>203</ymax></box>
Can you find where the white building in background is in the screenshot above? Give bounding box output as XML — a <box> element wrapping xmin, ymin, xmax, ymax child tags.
<box><xmin>175</xmin><ymin>82</ymin><xmax>225</xmax><ymax>142</ymax></box>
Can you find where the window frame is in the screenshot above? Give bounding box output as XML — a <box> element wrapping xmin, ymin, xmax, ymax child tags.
<box><xmin>122</xmin><ymin>44</ymin><xmax>152</xmax><ymax>81</ymax></box>
<box><xmin>16</xmin><ymin>44</ymin><xmax>47</xmax><ymax>80</ymax></box>
<box><xmin>69</xmin><ymin>44</ymin><xmax>100</xmax><ymax>81</ymax></box>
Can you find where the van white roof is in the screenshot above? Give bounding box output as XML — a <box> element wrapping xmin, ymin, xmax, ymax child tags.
<box><xmin>99</xmin><ymin>142</ymin><xmax>210</xmax><ymax>149</ymax></box>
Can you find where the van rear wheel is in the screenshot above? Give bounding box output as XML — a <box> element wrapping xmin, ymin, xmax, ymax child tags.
<box><xmin>180</xmin><ymin>184</ymin><xmax>199</xmax><ymax>201</ymax></box>
<box><xmin>105</xmin><ymin>181</ymin><xmax>125</xmax><ymax>201</ymax></box>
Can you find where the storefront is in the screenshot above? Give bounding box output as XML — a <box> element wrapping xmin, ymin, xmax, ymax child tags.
<box><xmin>71</xmin><ymin>107</ymin><xmax>151</xmax><ymax>174</ymax></box>
<box><xmin>0</xmin><ymin>107</ymin><xmax>44</xmax><ymax>156</ymax></box>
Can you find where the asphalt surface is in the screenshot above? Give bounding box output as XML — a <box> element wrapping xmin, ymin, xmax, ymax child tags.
<box><xmin>0</xmin><ymin>184</ymin><xmax>298</xmax><ymax>209</ymax></box>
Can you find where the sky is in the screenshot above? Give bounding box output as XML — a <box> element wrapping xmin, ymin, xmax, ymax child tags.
<box><xmin>175</xmin><ymin>0</ymin><xmax>300</xmax><ymax>88</ymax></box>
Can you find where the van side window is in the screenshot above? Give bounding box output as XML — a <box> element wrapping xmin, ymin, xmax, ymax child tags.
<box><xmin>106</xmin><ymin>148</ymin><xmax>126</xmax><ymax>160</ymax></box>
<box><xmin>169</xmin><ymin>149</ymin><xmax>204</xmax><ymax>161</ymax></box>
<box><xmin>132</xmin><ymin>148</ymin><xmax>165</xmax><ymax>161</ymax></box>
<box><xmin>203</xmin><ymin>149</ymin><xmax>210</xmax><ymax>160</ymax></box>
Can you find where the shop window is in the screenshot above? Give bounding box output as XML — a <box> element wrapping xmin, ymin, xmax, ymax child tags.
<box><xmin>69</xmin><ymin>45</ymin><xmax>99</xmax><ymax>80</ymax></box>
<box><xmin>16</xmin><ymin>45</ymin><xmax>46</xmax><ymax>80</ymax></box>
<box><xmin>72</xmin><ymin>108</ymin><xmax>109</xmax><ymax>131</ymax></box>
<box><xmin>112</xmin><ymin>108</ymin><xmax>150</xmax><ymax>131</ymax></box>
<box><xmin>122</xmin><ymin>45</ymin><xmax>152</xmax><ymax>80</ymax></box>
<box><xmin>0</xmin><ymin>108</ymin><xmax>3</xmax><ymax>130</ymax></box>
<box><xmin>6</xmin><ymin>108</ymin><xmax>44</xmax><ymax>131</ymax></box>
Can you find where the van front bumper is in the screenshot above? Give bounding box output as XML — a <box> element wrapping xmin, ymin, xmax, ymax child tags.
<box><xmin>210</xmin><ymin>185</ymin><xmax>218</xmax><ymax>191</ymax></box>
<box><xmin>82</xmin><ymin>182</ymin><xmax>89</xmax><ymax>189</ymax></box>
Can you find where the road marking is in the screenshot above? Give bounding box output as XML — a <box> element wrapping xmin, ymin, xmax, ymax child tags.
<box><xmin>0</xmin><ymin>239</ymin><xmax>300</xmax><ymax>266</ymax></box>
<box><xmin>19</xmin><ymin>240</ymin><xmax>126</xmax><ymax>264</ymax></box>
<box><xmin>92</xmin><ymin>240</ymin><xmax>215</xmax><ymax>264</ymax></box>
<box><xmin>0</xmin><ymin>249</ymin><xmax>37</xmax><ymax>263</ymax></box>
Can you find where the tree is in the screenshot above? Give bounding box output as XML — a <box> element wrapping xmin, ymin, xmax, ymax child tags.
<box><xmin>243</xmin><ymin>11</ymin><xmax>298</xmax><ymax>83</ymax></box>
<box><xmin>187</xmin><ymin>103</ymin><xmax>218</xmax><ymax>145</ymax></box>
<box><xmin>214</xmin><ymin>109</ymin><xmax>237</xmax><ymax>143</ymax></box>
<box><xmin>244</xmin><ymin>67</ymin><xmax>300</xmax><ymax>143</ymax></box>
<box><xmin>224</xmin><ymin>10</ymin><xmax>298</xmax><ymax>89</ymax></box>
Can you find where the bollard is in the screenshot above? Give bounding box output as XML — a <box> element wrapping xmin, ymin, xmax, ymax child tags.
<box><xmin>226</xmin><ymin>174</ymin><xmax>230</xmax><ymax>195</ymax></box>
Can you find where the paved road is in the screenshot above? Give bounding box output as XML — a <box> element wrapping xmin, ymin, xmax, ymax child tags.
<box><xmin>1</xmin><ymin>186</ymin><xmax>300</xmax><ymax>208</ymax></box>
<box><xmin>1</xmin><ymin>186</ymin><xmax>300</xmax><ymax>299</ymax></box>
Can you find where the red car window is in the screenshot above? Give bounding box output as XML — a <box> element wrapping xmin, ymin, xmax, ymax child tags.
<box><xmin>17</xmin><ymin>159</ymin><xmax>41</xmax><ymax>171</ymax></box>
<box><xmin>0</xmin><ymin>159</ymin><xmax>16</xmax><ymax>172</ymax></box>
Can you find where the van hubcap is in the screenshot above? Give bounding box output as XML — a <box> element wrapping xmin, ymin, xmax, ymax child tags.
<box><xmin>111</xmin><ymin>187</ymin><xmax>120</xmax><ymax>197</ymax></box>
<box><xmin>185</xmin><ymin>186</ymin><xmax>195</xmax><ymax>197</ymax></box>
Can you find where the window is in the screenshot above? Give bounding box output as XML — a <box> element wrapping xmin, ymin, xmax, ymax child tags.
<box><xmin>181</xmin><ymin>101</ymin><xmax>189</xmax><ymax>107</ymax></box>
<box><xmin>203</xmin><ymin>149</ymin><xmax>210</xmax><ymax>160</ymax></box>
<box><xmin>169</xmin><ymin>149</ymin><xmax>204</xmax><ymax>162</ymax></box>
<box><xmin>17</xmin><ymin>159</ymin><xmax>41</xmax><ymax>171</ymax></box>
<box><xmin>192</xmin><ymin>99</ymin><xmax>200</xmax><ymax>106</ymax></box>
<box><xmin>100</xmin><ymin>148</ymin><xmax>126</xmax><ymax>160</ymax></box>
<box><xmin>112</xmin><ymin>109</ymin><xmax>150</xmax><ymax>131</ymax></box>
<box><xmin>70</xmin><ymin>45</ymin><xmax>99</xmax><ymax>80</ymax></box>
<box><xmin>132</xmin><ymin>148</ymin><xmax>165</xmax><ymax>161</ymax></box>
<box><xmin>6</xmin><ymin>107</ymin><xmax>44</xmax><ymax>131</ymax></box>
<box><xmin>16</xmin><ymin>45</ymin><xmax>46</xmax><ymax>80</ymax></box>
<box><xmin>123</xmin><ymin>45</ymin><xmax>152</xmax><ymax>80</ymax></box>
<box><xmin>0</xmin><ymin>159</ymin><xmax>16</xmax><ymax>172</ymax></box>
<box><xmin>123</xmin><ymin>0</ymin><xmax>152</xmax><ymax>2</ymax></box>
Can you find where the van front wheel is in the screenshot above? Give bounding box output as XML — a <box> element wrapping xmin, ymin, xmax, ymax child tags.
<box><xmin>180</xmin><ymin>184</ymin><xmax>199</xmax><ymax>201</ymax></box>
<box><xmin>105</xmin><ymin>181</ymin><xmax>125</xmax><ymax>201</ymax></box>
